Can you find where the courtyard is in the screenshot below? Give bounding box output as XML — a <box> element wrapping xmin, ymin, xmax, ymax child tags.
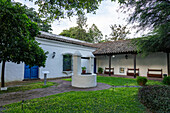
<box><xmin>0</xmin><ymin>76</ymin><xmax>164</xmax><ymax>113</ymax></box>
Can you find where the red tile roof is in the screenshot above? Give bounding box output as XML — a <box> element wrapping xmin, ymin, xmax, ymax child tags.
<box><xmin>93</xmin><ymin>40</ymin><xmax>137</xmax><ymax>55</ymax></box>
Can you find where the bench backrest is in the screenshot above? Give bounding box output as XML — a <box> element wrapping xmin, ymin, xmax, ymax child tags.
<box><xmin>148</xmin><ymin>69</ymin><xmax>162</xmax><ymax>74</ymax></box>
<box><xmin>127</xmin><ymin>68</ymin><xmax>139</xmax><ymax>72</ymax></box>
<box><xmin>105</xmin><ymin>68</ymin><xmax>114</xmax><ymax>71</ymax></box>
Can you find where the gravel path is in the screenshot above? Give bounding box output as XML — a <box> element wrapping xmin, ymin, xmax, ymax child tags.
<box><xmin>0</xmin><ymin>80</ymin><xmax>112</xmax><ymax>107</ymax></box>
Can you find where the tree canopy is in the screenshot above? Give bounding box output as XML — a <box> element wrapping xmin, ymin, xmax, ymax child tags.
<box><xmin>59</xmin><ymin>14</ymin><xmax>103</xmax><ymax>43</ymax></box>
<box><xmin>88</xmin><ymin>24</ymin><xmax>103</xmax><ymax>43</ymax></box>
<box><xmin>30</xmin><ymin>0</ymin><xmax>127</xmax><ymax>21</ymax></box>
<box><xmin>126</xmin><ymin>0</ymin><xmax>170</xmax><ymax>54</ymax></box>
<box><xmin>0</xmin><ymin>0</ymin><xmax>47</xmax><ymax>87</ymax></box>
<box><xmin>16</xmin><ymin>3</ymin><xmax>52</xmax><ymax>32</ymax></box>
<box><xmin>109</xmin><ymin>24</ymin><xmax>130</xmax><ymax>41</ymax></box>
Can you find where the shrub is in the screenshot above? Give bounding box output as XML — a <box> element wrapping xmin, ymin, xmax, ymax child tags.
<box><xmin>162</xmin><ymin>76</ymin><xmax>170</xmax><ymax>85</ymax></box>
<box><xmin>138</xmin><ymin>85</ymin><xmax>170</xmax><ymax>113</ymax></box>
<box><xmin>98</xmin><ymin>67</ymin><xmax>103</xmax><ymax>74</ymax></box>
<box><xmin>136</xmin><ymin>76</ymin><xmax>147</xmax><ymax>86</ymax></box>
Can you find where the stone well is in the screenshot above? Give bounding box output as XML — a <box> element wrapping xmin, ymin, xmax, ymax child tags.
<box><xmin>71</xmin><ymin>51</ymin><xmax>97</xmax><ymax>88</ymax></box>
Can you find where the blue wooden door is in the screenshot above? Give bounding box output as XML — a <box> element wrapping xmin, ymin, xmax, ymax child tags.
<box><xmin>24</xmin><ymin>65</ymin><xmax>39</xmax><ymax>79</ymax></box>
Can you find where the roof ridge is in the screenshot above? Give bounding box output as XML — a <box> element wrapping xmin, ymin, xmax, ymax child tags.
<box><xmin>37</xmin><ymin>32</ymin><xmax>97</xmax><ymax>48</ymax></box>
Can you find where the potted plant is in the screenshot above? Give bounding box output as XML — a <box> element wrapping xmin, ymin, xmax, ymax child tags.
<box><xmin>82</xmin><ymin>67</ymin><xmax>86</xmax><ymax>74</ymax></box>
<box><xmin>98</xmin><ymin>67</ymin><xmax>103</xmax><ymax>74</ymax></box>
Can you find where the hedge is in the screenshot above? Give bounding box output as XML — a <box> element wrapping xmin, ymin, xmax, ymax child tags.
<box><xmin>138</xmin><ymin>85</ymin><xmax>170</xmax><ymax>113</ymax></box>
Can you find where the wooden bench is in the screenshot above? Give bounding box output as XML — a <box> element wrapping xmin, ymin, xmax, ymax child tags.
<box><xmin>104</xmin><ymin>67</ymin><xmax>114</xmax><ymax>75</ymax></box>
<box><xmin>147</xmin><ymin>69</ymin><xmax>162</xmax><ymax>78</ymax></box>
<box><xmin>127</xmin><ymin>68</ymin><xmax>139</xmax><ymax>76</ymax></box>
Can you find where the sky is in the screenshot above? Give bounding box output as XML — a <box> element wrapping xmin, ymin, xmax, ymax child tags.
<box><xmin>14</xmin><ymin>0</ymin><xmax>144</xmax><ymax>39</ymax></box>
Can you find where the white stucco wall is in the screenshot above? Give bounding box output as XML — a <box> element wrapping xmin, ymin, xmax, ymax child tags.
<box><xmin>37</xmin><ymin>37</ymin><xmax>96</xmax><ymax>79</ymax></box>
<box><xmin>0</xmin><ymin>37</ymin><xmax>96</xmax><ymax>83</ymax></box>
<box><xmin>96</xmin><ymin>52</ymin><xmax>168</xmax><ymax>77</ymax></box>
<box><xmin>0</xmin><ymin>62</ymin><xmax>25</xmax><ymax>82</ymax></box>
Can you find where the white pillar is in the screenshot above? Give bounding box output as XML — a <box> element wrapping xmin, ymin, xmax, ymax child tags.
<box><xmin>73</xmin><ymin>51</ymin><xmax>82</xmax><ymax>76</ymax></box>
<box><xmin>89</xmin><ymin>54</ymin><xmax>95</xmax><ymax>74</ymax></box>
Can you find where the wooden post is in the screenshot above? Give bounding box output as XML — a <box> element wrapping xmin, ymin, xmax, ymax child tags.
<box><xmin>134</xmin><ymin>54</ymin><xmax>136</xmax><ymax>78</ymax></box>
<box><xmin>109</xmin><ymin>55</ymin><xmax>112</xmax><ymax>76</ymax></box>
<box><xmin>167</xmin><ymin>53</ymin><xmax>170</xmax><ymax>76</ymax></box>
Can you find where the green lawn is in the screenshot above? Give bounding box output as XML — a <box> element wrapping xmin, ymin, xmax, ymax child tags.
<box><xmin>63</xmin><ymin>76</ymin><xmax>163</xmax><ymax>86</ymax></box>
<box><xmin>2</xmin><ymin>76</ymin><xmax>163</xmax><ymax>113</ymax></box>
<box><xmin>3</xmin><ymin>88</ymin><xmax>147</xmax><ymax>113</ymax></box>
<box><xmin>0</xmin><ymin>82</ymin><xmax>57</xmax><ymax>94</ymax></box>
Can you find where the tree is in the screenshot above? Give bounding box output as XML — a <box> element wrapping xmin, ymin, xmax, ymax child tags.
<box><xmin>34</xmin><ymin>0</ymin><xmax>104</xmax><ymax>21</ymax></box>
<box><xmin>133</xmin><ymin>24</ymin><xmax>170</xmax><ymax>55</ymax></box>
<box><xmin>76</xmin><ymin>13</ymin><xmax>88</xmax><ymax>29</ymax></box>
<box><xmin>33</xmin><ymin>0</ymin><xmax>127</xmax><ymax>21</ymax></box>
<box><xmin>109</xmin><ymin>24</ymin><xmax>130</xmax><ymax>41</ymax></box>
<box><xmin>88</xmin><ymin>24</ymin><xmax>103</xmax><ymax>43</ymax></box>
<box><xmin>60</xmin><ymin>19</ymin><xmax>103</xmax><ymax>43</ymax></box>
<box><xmin>0</xmin><ymin>0</ymin><xmax>47</xmax><ymax>88</ymax></box>
<box><xmin>124</xmin><ymin>0</ymin><xmax>169</xmax><ymax>75</ymax></box>
<box><xmin>60</xmin><ymin>13</ymin><xmax>92</xmax><ymax>42</ymax></box>
<box><xmin>126</xmin><ymin>0</ymin><xmax>170</xmax><ymax>54</ymax></box>
<box><xmin>21</xmin><ymin>4</ymin><xmax>52</xmax><ymax>32</ymax></box>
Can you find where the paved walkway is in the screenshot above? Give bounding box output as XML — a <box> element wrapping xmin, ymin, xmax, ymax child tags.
<box><xmin>0</xmin><ymin>80</ymin><xmax>112</xmax><ymax>106</ymax></box>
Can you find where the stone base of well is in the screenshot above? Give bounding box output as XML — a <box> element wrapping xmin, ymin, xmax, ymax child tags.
<box><xmin>72</xmin><ymin>74</ymin><xmax>97</xmax><ymax>88</ymax></box>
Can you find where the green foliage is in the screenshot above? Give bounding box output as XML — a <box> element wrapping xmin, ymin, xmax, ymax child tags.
<box><xmin>109</xmin><ymin>24</ymin><xmax>130</xmax><ymax>41</ymax></box>
<box><xmin>10</xmin><ymin>2</ymin><xmax>52</xmax><ymax>32</ymax></box>
<box><xmin>126</xmin><ymin>0</ymin><xmax>170</xmax><ymax>30</ymax></box>
<box><xmin>132</xmin><ymin>24</ymin><xmax>170</xmax><ymax>55</ymax></box>
<box><xmin>60</xmin><ymin>14</ymin><xmax>103</xmax><ymax>43</ymax></box>
<box><xmin>76</xmin><ymin>13</ymin><xmax>88</xmax><ymax>29</ymax></box>
<box><xmin>23</xmin><ymin>6</ymin><xmax>52</xmax><ymax>32</ymax></box>
<box><xmin>81</xmin><ymin>66</ymin><xmax>86</xmax><ymax>71</ymax></box>
<box><xmin>88</xmin><ymin>24</ymin><xmax>103</xmax><ymax>43</ymax></box>
<box><xmin>0</xmin><ymin>0</ymin><xmax>47</xmax><ymax>66</ymax></box>
<box><xmin>33</xmin><ymin>0</ymin><xmax>101</xmax><ymax>21</ymax></box>
<box><xmin>3</xmin><ymin>88</ymin><xmax>147</xmax><ymax>113</ymax></box>
<box><xmin>0</xmin><ymin>82</ymin><xmax>56</xmax><ymax>94</ymax></box>
<box><xmin>163</xmin><ymin>76</ymin><xmax>170</xmax><ymax>85</ymax></box>
<box><xmin>138</xmin><ymin>85</ymin><xmax>170</xmax><ymax>113</ymax></box>
<box><xmin>126</xmin><ymin>0</ymin><xmax>170</xmax><ymax>54</ymax></box>
<box><xmin>98</xmin><ymin>67</ymin><xmax>103</xmax><ymax>74</ymax></box>
<box><xmin>0</xmin><ymin>0</ymin><xmax>48</xmax><ymax>87</ymax></box>
<box><xmin>136</xmin><ymin>76</ymin><xmax>147</xmax><ymax>86</ymax></box>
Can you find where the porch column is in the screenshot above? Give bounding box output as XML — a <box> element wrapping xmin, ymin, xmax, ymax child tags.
<box><xmin>89</xmin><ymin>54</ymin><xmax>95</xmax><ymax>74</ymax></box>
<box><xmin>109</xmin><ymin>55</ymin><xmax>112</xmax><ymax>76</ymax></box>
<box><xmin>167</xmin><ymin>52</ymin><xmax>170</xmax><ymax>76</ymax></box>
<box><xmin>134</xmin><ymin>54</ymin><xmax>137</xmax><ymax>78</ymax></box>
<box><xmin>73</xmin><ymin>51</ymin><xmax>82</xmax><ymax>76</ymax></box>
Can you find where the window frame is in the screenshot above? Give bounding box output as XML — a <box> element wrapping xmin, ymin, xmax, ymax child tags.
<box><xmin>63</xmin><ymin>54</ymin><xmax>73</xmax><ymax>72</ymax></box>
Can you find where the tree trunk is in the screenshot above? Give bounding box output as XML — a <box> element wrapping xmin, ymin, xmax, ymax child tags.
<box><xmin>167</xmin><ymin>52</ymin><xmax>170</xmax><ymax>76</ymax></box>
<box><xmin>1</xmin><ymin>61</ymin><xmax>6</xmax><ymax>87</ymax></box>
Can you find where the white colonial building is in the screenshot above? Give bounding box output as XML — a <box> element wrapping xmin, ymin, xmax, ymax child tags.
<box><xmin>0</xmin><ymin>31</ymin><xmax>97</xmax><ymax>82</ymax></box>
<box><xmin>0</xmin><ymin>32</ymin><xmax>169</xmax><ymax>83</ymax></box>
<box><xmin>93</xmin><ymin>40</ymin><xmax>169</xmax><ymax>77</ymax></box>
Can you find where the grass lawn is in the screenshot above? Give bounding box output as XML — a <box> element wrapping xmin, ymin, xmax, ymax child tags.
<box><xmin>0</xmin><ymin>82</ymin><xmax>57</xmax><ymax>94</ymax></box>
<box><xmin>63</xmin><ymin>76</ymin><xmax>164</xmax><ymax>86</ymax></box>
<box><xmin>3</xmin><ymin>88</ymin><xmax>147</xmax><ymax>113</ymax></box>
<box><xmin>2</xmin><ymin>76</ymin><xmax>163</xmax><ymax>113</ymax></box>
